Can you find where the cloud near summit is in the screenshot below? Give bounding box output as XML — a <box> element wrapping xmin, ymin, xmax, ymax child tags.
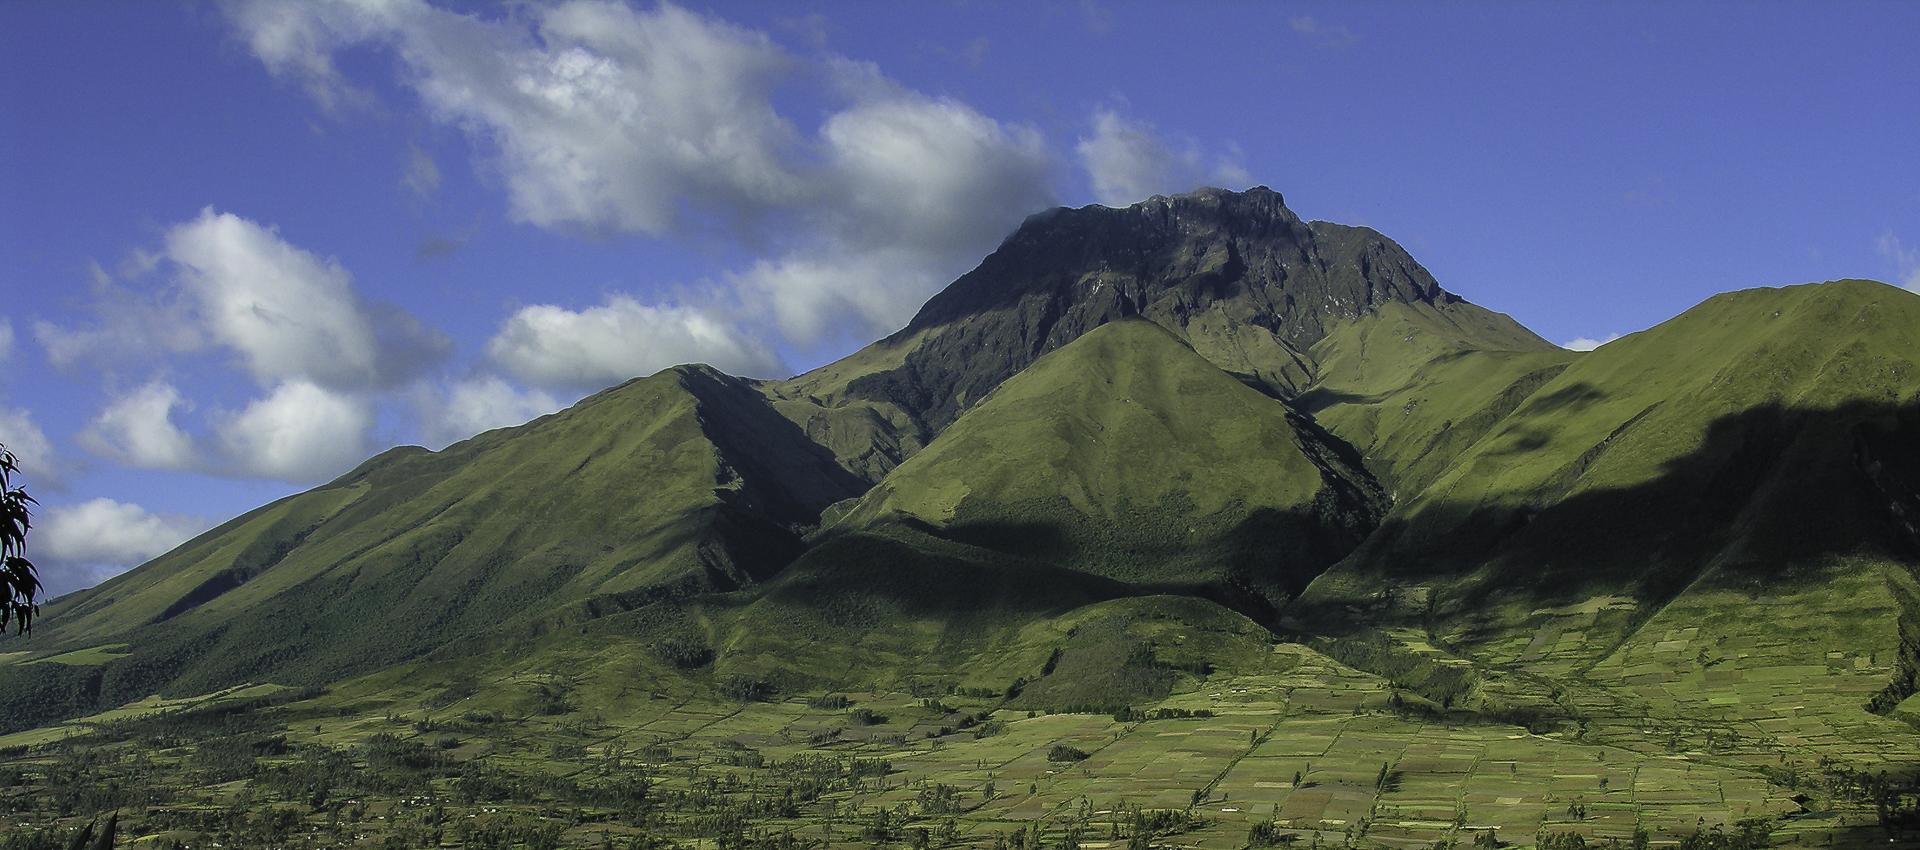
<box><xmin>220</xmin><ymin>0</ymin><xmax>1211</xmax><ymax>357</ymax></box>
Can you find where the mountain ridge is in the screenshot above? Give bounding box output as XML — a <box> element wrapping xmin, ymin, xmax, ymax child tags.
<box><xmin>6</xmin><ymin>190</ymin><xmax>1919</xmax><ymax>775</ymax></box>
<box><xmin>764</xmin><ymin>186</ymin><xmax>1550</xmax><ymax>481</ymax></box>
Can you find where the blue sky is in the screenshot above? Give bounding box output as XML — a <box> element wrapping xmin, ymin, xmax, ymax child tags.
<box><xmin>2</xmin><ymin>0</ymin><xmax>1918</xmax><ymax>595</ymax></box>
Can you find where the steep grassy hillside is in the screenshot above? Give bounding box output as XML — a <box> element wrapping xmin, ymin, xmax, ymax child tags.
<box><xmin>1298</xmin><ymin>300</ymin><xmax>1575</xmax><ymax>497</ymax></box>
<box><xmin>1298</xmin><ymin>280</ymin><xmax>1920</xmax><ymax>669</ymax></box>
<box><xmin>0</xmin><ymin>366</ymin><xmax>865</xmax><ymax>730</ymax></box>
<box><xmin>824</xmin><ymin>320</ymin><xmax>1385</xmax><ymax>611</ymax></box>
<box><xmin>695</xmin><ymin>321</ymin><xmax>1388</xmax><ymax>702</ymax></box>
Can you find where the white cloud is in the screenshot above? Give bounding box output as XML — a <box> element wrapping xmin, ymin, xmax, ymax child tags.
<box><xmin>34</xmin><ymin>262</ymin><xmax>203</xmax><ymax>372</ymax></box>
<box><xmin>819</xmin><ymin>89</ymin><xmax>1052</xmax><ymax>260</ymax></box>
<box><xmin>217</xmin><ymin>380</ymin><xmax>374</xmax><ymax>482</ymax></box>
<box><xmin>224</xmin><ymin>0</ymin><xmax>1065</xmax><ymax>348</ymax></box>
<box><xmin>1560</xmin><ymin>333</ymin><xmax>1622</xmax><ymax>352</ymax></box>
<box><xmin>37</xmin><ymin>212</ymin><xmax>446</xmax><ymax>393</ymax></box>
<box><xmin>222</xmin><ymin>0</ymin><xmax>389</xmax><ymax>111</ymax></box>
<box><xmin>232</xmin><ymin>0</ymin><xmax>805</xmax><ymax>235</ymax></box>
<box><xmin>743</xmin><ymin>84</ymin><xmax>1054</xmax><ymax>343</ymax></box>
<box><xmin>0</xmin><ymin>406</ymin><xmax>59</xmax><ymax>487</ymax></box>
<box><xmin>80</xmin><ymin>381</ymin><xmax>196</xmax><ymax>471</ymax></box>
<box><xmin>34</xmin><ymin>498</ymin><xmax>211</xmax><ymax>596</ymax></box>
<box><xmin>166</xmin><ymin>208</ymin><xmax>448</xmax><ymax>389</ymax></box>
<box><xmin>418</xmin><ymin>375</ymin><xmax>561</xmax><ymax>448</ymax></box>
<box><xmin>1077</xmin><ymin>108</ymin><xmax>1245</xmax><ymax>207</ymax></box>
<box><xmin>488</xmin><ymin>296</ymin><xmax>780</xmax><ymax>389</ymax></box>
<box><xmin>1877</xmin><ymin>231</ymin><xmax>1920</xmax><ymax>294</ymax></box>
<box><xmin>737</xmin><ymin>248</ymin><xmax>944</xmax><ymax>350</ymax></box>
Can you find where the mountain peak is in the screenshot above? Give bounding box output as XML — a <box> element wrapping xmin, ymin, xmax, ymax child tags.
<box><xmin>789</xmin><ymin>185</ymin><xmax>1537</xmax><ymax>449</ymax></box>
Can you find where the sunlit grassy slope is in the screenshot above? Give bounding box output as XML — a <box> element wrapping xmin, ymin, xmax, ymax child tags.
<box><xmin>692</xmin><ymin>321</ymin><xmax>1384</xmax><ymax>701</ymax></box>
<box><xmin>1298</xmin><ymin>280</ymin><xmax>1920</xmax><ymax>668</ymax></box>
<box><xmin>0</xmin><ymin>365</ymin><xmax>864</xmax><ymax>730</ymax></box>
<box><xmin>1300</xmin><ymin>299</ymin><xmax>1575</xmax><ymax>498</ymax></box>
<box><xmin>823</xmin><ymin>319</ymin><xmax>1383</xmax><ymax>604</ymax></box>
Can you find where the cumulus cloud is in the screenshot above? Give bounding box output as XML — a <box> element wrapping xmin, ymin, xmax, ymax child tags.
<box><xmin>224</xmin><ymin>0</ymin><xmax>1063</xmax><ymax>347</ymax></box>
<box><xmin>37</xmin><ymin>211</ymin><xmax>446</xmax><ymax>393</ymax></box>
<box><xmin>489</xmin><ymin>296</ymin><xmax>779</xmax><ymax>389</ymax></box>
<box><xmin>233</xmin><ymin>0</ymin><xmax>804</xmax><ymax>235</ymax></box>
<box><xmin>222</xmin><ymin>0</ymin><xmax>388</xmax><ymax>111</ymax></box>
<box><xmin>79</xmin><ymin>376</ymin><xmax>380</xmax><ymax>484</ymax></box>
<box><xmin>746</xmin><ymin>82</ymin><xmax>1054</xmax><ymax>343</ymax></box>
<box><xmin>417</xmin><ymin>375</ymin><xmax>561</xmax><ymax>448</ymax></box>
<box><xmin>818</xmin><ymin>87</ymin><xmax>1052</xmax><ymax>260</ymax></box>
<box><xmin>1560</xmin><ymin>333</ymin><xmax>1622</xmax><ymax>352</ymax></box>
<box><xmin>216</xmin><ymin>380</ymin><xmax>375</xmax><ymax>482</ymax></box>
<box><xmin>0</xmin><ymin>406</ymin><xmax>60</xmax><ymax>487</ymax></box>
<box><xmin>1077</xmin><ymin>108</ymin><xmax>1245</xmax><ymax>207</ymax></box>
<box><xmin>739</xmin><ymin>246</ymin><xmax>982</xmax><ymax>350</ymax></box>
<box><xmin>80</xmin><ymin>381</ymin><xmax>197</xmax><ymax>471</ymax></box>
<box><xmin>166</xmin><ymin>208</ymin><xmax>449</xmax><ymax>389</ymax></box>
<box><xmin>34</xmin><ymin>498</ymin><xmax>211</xmax><ymax>596</ymax></box>
<box><xmin>34</xmin><ymin>262</ymin><xmax>203</xmax><ymax>372</ymax></box>
<box><xmin>1877</xmin><ymin>232</ymin><xmax>1920</xmax><ymax>294</ymax></box>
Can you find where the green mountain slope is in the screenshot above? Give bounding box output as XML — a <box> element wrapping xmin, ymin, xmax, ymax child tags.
<box><xmin>1298</xmin><ymin>300</ymin><xmax>1576</xmax><ymax>497</ymax></box>
<box><xmin>825</xmin><ymin>319</ymin><xmax>1384</xmax><ymax>607</ymax></box>
<box><xmin>703</xmin><ymin>320</ymin><xmax>1385</xmax><ymax>702</ymax></box>
<box><xmin>0</xmin><ymin>366</ymin><xmax>864</xmax><ymax>730</ymax></box>
<box><xmin>1296</xmin><ymin>281</ymin><xmax>1920</xmax><ymax>673</ymax></box>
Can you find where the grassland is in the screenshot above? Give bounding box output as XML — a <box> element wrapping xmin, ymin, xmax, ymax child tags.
<box><xmin>2</xmin><ymin>630</ymin><xmax>1912</xmax><ymax>850</ymax></box>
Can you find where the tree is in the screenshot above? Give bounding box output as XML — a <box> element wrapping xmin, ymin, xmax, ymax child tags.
<box><xmin>0</xmin><ymin>443</ymin><xmax>41</xmax><ymax>633</ymax></box>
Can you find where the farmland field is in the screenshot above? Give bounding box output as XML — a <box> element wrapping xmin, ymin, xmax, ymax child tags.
<box><xmin>3</xmin><ymin>633</ymin><xmax>1915</xmax><ymax>850</ymax></box>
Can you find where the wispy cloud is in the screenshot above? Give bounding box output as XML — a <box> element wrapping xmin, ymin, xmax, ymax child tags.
<box><xmin>402</xmin><ymin>143</ymin><xmax>441</xmax><ymax>199</ymax></box>
<box><xmin>1077</xmin><ymin>107</ymin><xmax>1247</xmax><ymax>206</ymax></box>
<box><xmin>1289</xmin><ymin>15</ymin><xmax>1356</xmax><ymax>47</ymax></box>
<box><xmin>1560</xmin><ymin>333</ymin><xmax>1622</xmax><ymax>352</ymax></box>
<box><xmin>1876</xmin><ymin>231</ymin><xmax>1920</xmax><ymax>293</ymax></box>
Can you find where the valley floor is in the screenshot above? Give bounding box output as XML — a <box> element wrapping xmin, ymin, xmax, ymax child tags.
<box><xmin>3</xmin><ymin>638</ymin><xmax>1918</xmax><ymax>850</ymax></box>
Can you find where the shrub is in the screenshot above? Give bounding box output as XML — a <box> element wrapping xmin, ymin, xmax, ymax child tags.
<box><xmin>1047</xmin><ymin>744</ymin><xmax>1089</xmax><ymax>762</ymax></box>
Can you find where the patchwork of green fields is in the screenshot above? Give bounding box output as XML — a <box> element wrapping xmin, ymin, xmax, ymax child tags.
<box><xmin>3</xmin><ymin>637</ymin><xmax>1914</xmax><ymax>849</ymax></box>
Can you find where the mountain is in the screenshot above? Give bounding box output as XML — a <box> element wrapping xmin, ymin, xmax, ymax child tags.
<box><xmin>1297</xmin><ymin>281</ymin><xmax>1920</xmax><ymax>668</ymax></box>
<box><xmin>1296</xmin><ymin>300</ymin><xmax>1578</xmax><ymax>497</ymax></box>
<box><xmin>0</xmin><ymin>366</ymin><xmax>864</xmax><ymax>730</ymax></box>
<box><xmin>6</xmin><ymin>188</ymin><xmax>1918</xmax><ymax>769</ymax></box>
<box><xmin>7</xmin><ymin>188</ymin><xmax>1920</xmax><ymax>848</ymax></box>
<box><xmin>702</xmin><ymin>320</ymin><xmax>1385</xmax><ymax>705</ymax></box>
<box><xmin>763</xmin><ymin>186</ymin><xmax>1548</xmax><ymax>480</ymax></box>
<box><xmin>823</xmin><ymin>319</ymin><xmax>1383</xmax><ymax>609</ymax></box>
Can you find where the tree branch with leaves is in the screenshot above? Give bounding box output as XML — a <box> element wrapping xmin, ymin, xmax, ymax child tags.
<box><xmin>0</xmin><ymin>443</ymin><xmax>42</xmax><ymax>633</ymax></box>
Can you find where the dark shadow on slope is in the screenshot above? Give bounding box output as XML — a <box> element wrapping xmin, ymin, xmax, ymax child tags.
<box><xmin>1293</xmin><ymin>400</ymin><xmax>1920</xmax><ymax>638</ymax></box>
<box><xmin>1522</xmin><ymin>382</ymin><xmax>1607</xmax><ymax>414</ymax></box>
<box><xmin>927</xmin><ymin>496</ymin><xmax>1375</xmax><ymax>625</ymax></box>
<box><xmin>1294</xmin><ymin>386</ymin><xmax>1381</xmax><ymax>415</ymax></box>
<box><xmin>679</xmin><ymin>368</ymin><xmax>870</xmax><ymax>529</ymax></box>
